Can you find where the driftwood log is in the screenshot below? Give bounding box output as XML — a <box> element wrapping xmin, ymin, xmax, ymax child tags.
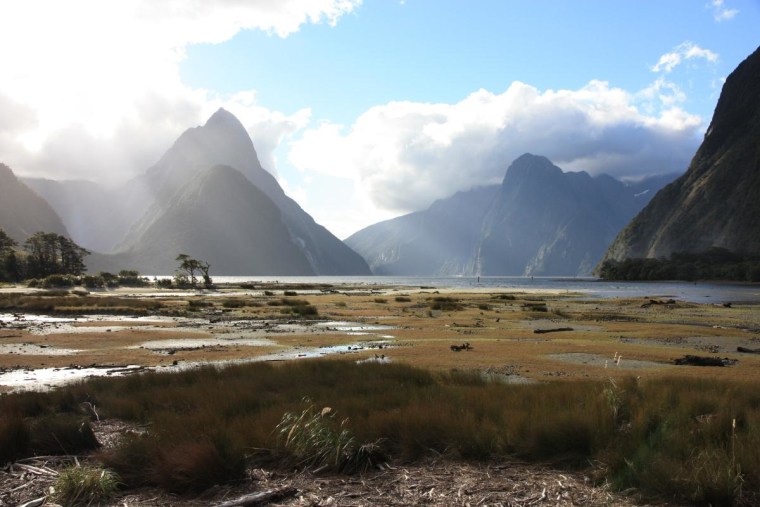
<box><xmin>533</xmin><ymin>327</ymin><xmax>573</xmax><ymax>334</ymax></box>
<box><xmin>673</xmin><ymin>355</ymin><xmax>737</xmax><ymax>367</ymax></box>
<box><xmin>211</xmin><ymin>487</ymin><xmax>298</xmax><ymax>507</ymax></box>
<box><xmin>641</xmin><ymin>299</ymin><xmax>676</xmax><ymax>308</ymax></box>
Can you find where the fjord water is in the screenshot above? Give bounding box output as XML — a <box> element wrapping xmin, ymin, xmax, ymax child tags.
<box><xmin>209</xmin><ymin>276</ymin><xmax>760</xmax><ymax>303</ymax></box>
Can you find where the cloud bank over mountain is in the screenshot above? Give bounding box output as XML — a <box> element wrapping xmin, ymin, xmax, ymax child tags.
<box><xmin>290</xmin><ymin>80</ymin><xmax>702</xmax><ymax>214</ymax></box>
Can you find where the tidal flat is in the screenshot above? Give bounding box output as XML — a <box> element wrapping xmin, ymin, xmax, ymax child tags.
<box><xmin>2</xmin><ymin>282</ymin><xmax>760</xmax><ymax>391</ymax></box>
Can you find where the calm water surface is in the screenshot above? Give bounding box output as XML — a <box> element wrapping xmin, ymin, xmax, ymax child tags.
<box><xmin>206</xmin><ymin>276</ymin><xmax>760</xmax><ymax>304</ymax></box>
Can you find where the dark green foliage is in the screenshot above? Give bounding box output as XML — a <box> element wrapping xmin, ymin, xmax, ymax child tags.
<box><xmin>599</xmin><ymin>248</ymin><xmax>760</xmax><ymax>282</ymax></box>
<box><xmin>222</xmin><ymin>299</ymin><xmax>246</xmax><ymax>308</ymax></box>
<box><xmin>174</xmin><ymin>254</ymin><xmax>212</xmax><ymax>288</ymax></box>
<box><xmin>284</xmin><ymin>290</ymin><xmax>298</xmax><ymax>296</ymax></box>
<box><xmin>24</xmin><ymin>231</ymin><xmax>90</xmax><ymax>279</ymax></box>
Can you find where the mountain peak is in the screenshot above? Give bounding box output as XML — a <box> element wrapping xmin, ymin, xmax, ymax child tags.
<box><xmin>205</xmin><ymin>107</ymin><xmax>245</xmax><ymax>131</ymax></box>
<box><xmin>503</xmin><ymin>153</ymin><xmax>562</xmax><ymax>184</ymax></box>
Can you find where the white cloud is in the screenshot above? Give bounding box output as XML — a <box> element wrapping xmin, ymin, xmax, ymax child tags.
<box><xmin>709</xmin><ymin>0</ymin><xmax>739</xmax><ymax>21</ymax></box>
<box><xmin>0</xmin><ymin>0</ymin><xmax>360</xmax><ymax>181</ymax></box>
<box><xmin>289</xmin><ymin>80</ymin><xmax>702</xmax><ymax>215</ymax></box>
<box><xmin>652</xmin><ymin>42</ymin><xmax>719</xmax><ymax>73</ymax></box>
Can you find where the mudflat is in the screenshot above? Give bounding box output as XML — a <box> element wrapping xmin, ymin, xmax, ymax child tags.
<box><xmin>2</xmin><ymin>282</ymin><xmax>759</xmax><ymax>391</ymax></box>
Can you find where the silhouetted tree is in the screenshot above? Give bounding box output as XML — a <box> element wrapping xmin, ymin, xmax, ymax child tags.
<box><xmin>175</xmin><ymin>254</ymin><xmax>212</xmax><ymax>288</ymax></box>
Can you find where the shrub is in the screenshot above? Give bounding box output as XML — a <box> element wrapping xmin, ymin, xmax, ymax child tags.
<box><xmin>54</xmin><ymin>465</ymin><xmax>120</xmax><ymax>506</ymax></box>
<box><xmin>395</xmin><ymin>296</ymin><xmax>411</xmax><ymax>303</ymax></box>
<box><xmin>374</xmin><ymin>297</ymin><xmax>388</xmax><ymax>304</ymax></box>
<box><xmin>42</xmin><ymin>274</ymin><xmax>76</xmax><ymax>288</ymax></box>
<box><xmin>284</xmin><ymin>290</ymin><xmax>298</xmax><ymax>296</ymax></box>
<box><xmin>81</xmin><ymin>275</ymin><xmax>104</xmax><ymax>288</ymax></box>
<box><xmin>28</xmin><ymin>415</ymin><xmax>100</xmax><ymax>456</ymax></box>
<box><xmin>155</xmin><ymin>278</ymin><xmax>173</xmax><ymax>288</ymax></box>
<box><xmin>222</xmin><ymin>299</ymin><xmax>246</xmax><ymax>308</ymax></box>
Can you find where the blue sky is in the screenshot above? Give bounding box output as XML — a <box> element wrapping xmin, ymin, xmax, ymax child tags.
<box><xmin>1</xmin><ymin>0</ymin><xmax>759</xmax><ymax>238</ymax></box>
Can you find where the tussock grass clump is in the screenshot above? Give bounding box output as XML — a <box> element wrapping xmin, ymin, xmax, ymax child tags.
<box><xmin>277</xmin><ymin>402</ymin><xmax>384</xmax><ymax>473</ymax></box>
<box><xmin>429</xmin><ymin>296</ymin><xmax>463</xmax><ymax>311</ymax></box>
<box><xmin>374</xmin><ymin>297</ymin><xmax>388</xmax><ymax>304</ymax></box>
<box><xmin>395</xmin><ymin>296</ymin><xmax>412</xmax><ymax>302</ymax></box>
<box><xmin>222</xmin><ymin>299</ymin><xmax>246</xmax><ymax>308</ymax></box>
<box><xmin>0</xmin><ymin>411</ymin><xmax>29</xmax><ymax>464</ymax></box>
<box><xmin>29</xmin><ymin>414</ymin><xmax>100</xmax><ymax>456</ymax></box>
<box><xmin>54</xmin><ymin>465</ymin><xmax>120</xmax><ymax>506</ymax></box>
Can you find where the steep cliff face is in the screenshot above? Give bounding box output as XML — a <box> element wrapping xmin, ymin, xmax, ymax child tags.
<box><xmin>347</xmin><ymin>154</ymin><xmax>675</xmax><ymax>276</ymax></box>
<box><xmin>601</xmin><ymin>46</ymin><xmax>760</xmax><ymax>263</ymax></box>
<box><xmin>0</xmin><ymin>164</ymin><xmax>69</xmax><ymax>242</ymax></box>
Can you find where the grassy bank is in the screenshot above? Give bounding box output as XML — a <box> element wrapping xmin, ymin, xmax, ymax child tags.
<box><xmin>2</xmin><ymin>360</ymin><xmax>759</xmax><ymax>505</ymax></box>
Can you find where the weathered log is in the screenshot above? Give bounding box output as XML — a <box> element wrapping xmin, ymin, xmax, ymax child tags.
<box><xmin>737</xmin><ymin>346</ymin><xmax>760</xmax><ymax>354</ymax></box>
<box><xmin>211</xmin><ymin>486</ymin><xmax>298</xmax><ymax>507</ymax></box>
<box><xmin>673</xmin><ymin>355</ymin><xmax>737</xmax><ymax>367</ymax></box>
<box><xmin>533</xmin><ymin>327</ymin><xmax>573</xmax><ymax>334</ymax></box>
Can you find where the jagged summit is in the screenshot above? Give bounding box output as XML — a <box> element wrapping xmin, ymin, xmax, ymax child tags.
<box><xmin>503</xmin><ymin>153</ymin><xmax>563</xmax><ymax>183</ymax></box>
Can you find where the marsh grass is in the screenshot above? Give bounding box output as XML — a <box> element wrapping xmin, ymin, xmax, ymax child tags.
<box><xmin>2</xmin><ymin>362</ymin><xmax>760</xmax><ymax>504</ymax></box>
<box><xmin>54</xmin><ymin>465</ymin><xmax>120</xmax><ymax>506</ymax></box>
<box><xmin>0</xmin><ymin>293</ymin><xmax>161</xmax><ymax>313</ymax></box>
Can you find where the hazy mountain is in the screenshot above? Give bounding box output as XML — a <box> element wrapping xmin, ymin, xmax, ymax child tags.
<box><xmin>601</xmin><ymin>46</ymin><xmax>760</xmax><ymax>263</ymax></box>
<box><xmin>21</xmin><ymin>178</ymin><xmax>133</xmax><ymax>253</ymax></box>
<box><xmin>347</xmin><ymin>154</ymin><xmax>677</xmax><ymax>276</ymax></box>
<box><xmin>0</xmin><ymin>163</ymin><xmax>69</xmax><ymax>242</ymax></box>
<box><xmin>110</xmin><ymin>108</ymin><xmax>370</xmax><ymax>275</ymax></box>
<box><xmin>346</xmin><ymin>186</ymin><xmax>499</xmax><ymax>275</ymax></box>
<box><xmin>98</xmin><ymin>165</ymin><xmax>314</xmax><ymax>275</ymax></box>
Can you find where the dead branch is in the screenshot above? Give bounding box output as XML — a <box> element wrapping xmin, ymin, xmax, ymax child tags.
<box><xmin>211</xmin><ymin>486</ymin><xmax>298</xmax><ymax>507</ymax></box>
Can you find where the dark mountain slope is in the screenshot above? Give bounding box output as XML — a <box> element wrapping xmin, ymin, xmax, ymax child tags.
<box><xmin>0</xmin><ymin>164</ymin><xmax>69</xmax><ymax>242</ymax></box>
<box><xmin>110</xmin><ymin>165</ymin><xmax>314</xmax><ymax>275</ymax></box>
<box><xmin>602</xmin><ymin>45</ymin><xmax>760</xmax><ymax>262</ymax></box>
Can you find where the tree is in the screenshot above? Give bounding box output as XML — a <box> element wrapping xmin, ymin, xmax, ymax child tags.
<box><xmin>175</xmin><ymin>254</ymin><xmax>212</xmax><ymax>288</ymax></box>
<box><xmin>0</xmin><ymin>228</ymin><xmax>20</xmax><ymax>282</ymax></box>
<box><xmin>23</xmin><ymin>232</ymin><xmax>90</xmax><ymax>279</ymax></box>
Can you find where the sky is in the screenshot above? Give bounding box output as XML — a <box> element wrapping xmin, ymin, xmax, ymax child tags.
<box><xmin>1</xmin><ymin>0</ymin><xmax>759</xmax><ymax>239</ymax></box>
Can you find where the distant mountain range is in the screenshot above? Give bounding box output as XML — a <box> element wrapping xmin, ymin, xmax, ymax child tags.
<box><xmin>346</xmin><ymin>154</ymin><xmax>678</xmax><ymax>276</ymax></box>
<box><xmin>600</xmin><ymin>45</ymin><xmax>760</xmax><ymax>264</ymax></box>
